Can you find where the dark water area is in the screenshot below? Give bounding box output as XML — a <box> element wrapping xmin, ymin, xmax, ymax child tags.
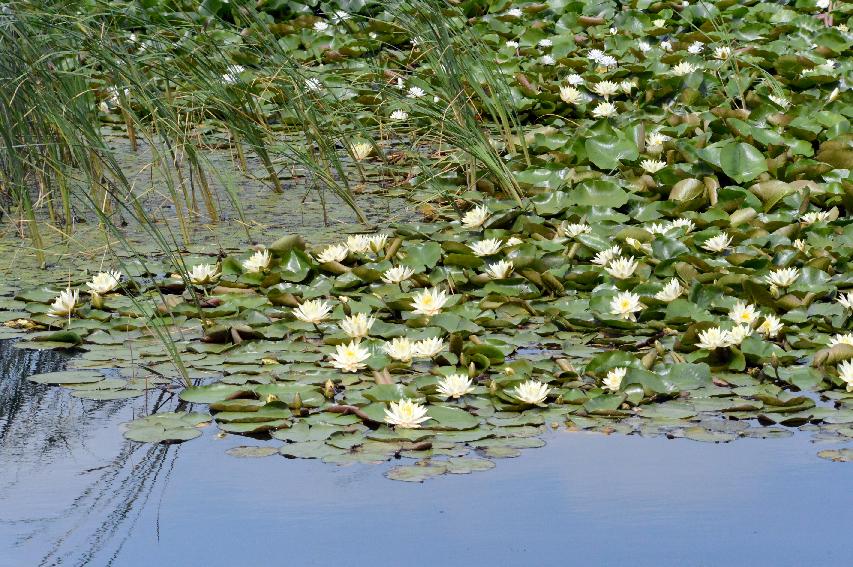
<box><xmin>1</xmin><ymin>342</ymin><xmax>852</xmax><ymax>567</ymax></box>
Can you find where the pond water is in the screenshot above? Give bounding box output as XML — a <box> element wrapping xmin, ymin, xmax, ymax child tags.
<box><xmin>2</xmin><ymin>341</ymin><xmax>851</xmax><ymax>567</ymax></box>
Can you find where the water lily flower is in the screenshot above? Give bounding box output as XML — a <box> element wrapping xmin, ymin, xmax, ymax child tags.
<box><xmin>603</xmin><ymin>367</ymin><xmax>627</xmax><ymax>391</ymax></box>
<box><xmin>619</xmin><ymin>80</ymin><xmax>634</xmax><ymax>94</ymax></box>
<box><xmin>655</xmin><ymin>279</ymin><xmax>683</xmax><ymax>302</ymax></box>
<box><xmin>764</xmin><ymin>267</ymin><xmax>799</xmax><ymax>288</ymax></box>
<box><xmin>588</xmin><ymin>49</ymin><xmax>605</xmax><ymax>62</ymax></box>
<box><xmin>437</xmin><ymin>373</ymin><xmax>476</xmax><ymax>399</ymax></box>
<box><xmin>484</xmin><ymin>259</ymin><xmax>514</xmax><ymax>279</ymax></box>
<box><xmin>407</xmin><ymin>86</ymin><xmax>425</xmax><ymax>98</ymax></box>
<box><xmin>506</xmin><ymin>7</ymin><xmax>522</xmax><ymax>17</ymax></box>
<box><xmin>368</xmin><ymin>234</ymin><xmax>389</xmax><ymax>253</ymax></box>
<box><xmin>591</xmin><ymin>101</ymin><xmax>617</xmax><ymax>118</ymax></box>
<box><xmin>86</xmin><ymin>271</ymin><xmax>121</xmax><ymax>294</ymax></box>
<box><xmin>511</xmin><ymin>379</ymin><xmax>550</xmax><ymax>405</ymax></box>
<box><xmin>505</xmin><ymin>236</ymin><xmax>524</xmax><ymax>247</ymax></box>
<box><xmin>598</xmin><ymin>55</ymin><xmax>618</xmax><ymax>68</ymax></box>
<box><xmin>829</xmin><ymin>333</ymin><xmax>853</xmax><ymax>348</ymax></box>
<box><xmin>645</xmin><ymin>131</ymin><xmax>669</xmax><ymax>153</ymax></box>
<box><xmin>687</xmin><ymin>41</ymin><xmax>704</xmax><ymax>54</ymax></box>
<box><xmin>592</xmin><ymin>80</ymin><xmax>620</xmax><ymax>99</ymax></box>
<box><xmin>462</xmin><ymin>205</ymin><xmax>489</xmax><ymax>229</ymax></box>
<box><xmin>411</xmin><ymin>287</ymin><xmax>448</xmax><ymax>316</ymax></box>
<box><xmin>506</xmin><ymin>40</ymin><xmax>519</xmax><ymax>48</ymax></box>
<box><xmin>538</xmin><ymin>38</ymin><xmax>553</xmax><ymax>48</ymax></box>
<box><xmin>384</xmin><ymin>398</ymin><xmax>431</xmax><ymax>428</ymax></box>
<box><xmin>637</xmin><ymin>41</ymin><xmax>651</xmax><ymax>53</ymax></box>
<box><xmin>701</xmin><ymin>233</ymin><xmax>732</xmax><ymax>252</ymax></box>
<box><xmin>188</xmin><ymin>263</ymin><xmax>220</xmax><ymax>285</ymax></box>
<box><xmin>610</xmin><ymin>291</ymin><xmax>644</xmax><ymax>321</ymax></box>
<box><xmin>243</xmin><ymin>249</ymin><xmax>271</xmax><ymax>273</ymax></box>
<box><xmin>730</xmin><ymin>301</ymin><xmax>760</xmax><ymax>327</ymax></box>
<box><xmin>838</xmin><ymin>360</ymin><xmax>853</xmax><ymax>393</ymax></box>
<box><xmin>340</xmin><ymin>312</ymin><xmax>376</xmax><ymax>338</ymax></box>
<box><xmin>792</xmin><ymin>239</ymin><xmax>808</xmax><ymax>253</ymax></box>
<box><xmin>714</xmin><ymin>46</ymin><xmax>732</xmax><ymax>60</ymax></box>
<box><xmin>317</xmin><ymin>244</ymin><xmax>348</xmax><ymax>264</ymax></box>
<box><xmin>331</xmin><ymin>10</ymin><xmax>350</xmax><ymax>23</ymax></box>
<box><xmin>470</xmin><ymin>239</ymin><xmax>502</xmax><ymax>257</ymax></box>
<box><xmin>382</xmin><ymin>265</ymin><xmax>415</xmax><ymax>284</ymax></box>
<box><xmin>350</xmin><ymin>142</ymin><xmax>372</xmax><ymax>161</ymax></box>
<box><xmin>641</xmin><ymin>159</ymin><xmax>667</xmax><ymax>173</ymax></box>
<box><xmin>758</xmin><ymin>315</ymin><xmax>783</xmax><ymax>338</ymax></box>
<box><xmin>837</xmin><ymin>293</ymin><xmax>853</xmax><ymax>311</ymax></box>
<box><xmin>605</xmin><ymin>256</ymin><xmax>639</xmax><ymax>279</ymax></box>
<box><xmin>671</xmin><ymin>61</ymin><xmax>698</xmax><ymax>76</ymax></box>
<box><xmin>384</xmin><ymin>337</ymin><xmax>414</xmax><ymax>362</ymax></box>
<box><xmin>305</xmin><ymin>77</ymin><xmax>323</xmax><ymax>92</ymax></box>
<box><xmin>48</xmin><ymin>288</ymin><xmax>79</xmax><ymax>317</ymax></box>
<box><xmin>592</xmin><ymin>245</ymin><xmax>622</xmax><ymax>266</ymax></box>
<box><xmin>559</xmin><ymin>86</ymin><xmax>583</xmax><ymax>104</ymax></box>
<box><xmin>828</xmin><ymin>87</ymin><xmax>840</xmax><ymax>103</ymax></box>
<box><xmin>696</xmin><ymin>327</ymin><xmax>732</xmax><ymax>350</ymax></box>
<box><xmin>559</xmin><ymin>222</ymin><xmax>591</xmax><ymax>238</ymax></box>
<box><xmin>646</xmin><ymin>222</ymin><xmax>670</xmax><ymax>236</ymax></box>
<box><xmin>800</xmin><ymin>210</ymin><xmax>831</xmax><ymax>224</ymax></box>
<box><xmin>567</xmin><ymin>74</ymin><xmax>584</xmax><ymax>85</ymax></box>
<box><xmin>541</xmin><ymin>54</ymin><xmax>556</xmax><ymax>65</ymax></box>
<box><xmin>346</xmin><ymin>235</ymin><xmax>371</xmax><ymax>254</ymax></box>
<box><xmin>413</xmin><ymin>337</ymin><xmax>445</xmax><ymax>359</ymax></box>
<box><xmin>329</xmin><ymin>340</ymin><xmax>370</xmax><ymax>372</ymax></box>
<box><xmin>727</xmin><ymin>325</ymin><xmax>752</xmax><ymax>346</ymax></box>
<box><xmin>313</xmin><ymin>21</ymin><xmax>329</xmax><ymax>32</ymax></box>
<box><xmin>669</xmin><ymin>218</ymin><xmax>695</xmax><ymax>233</ymax></box>
<box><xmin>390</xmin><ymin>109</ymin><xmax>408</xmax><ymax>121</ymax></box>
<box><xmin>626</xmin><ymin>238</ymin><xmax>652</xmax><ymax>254</ymax></box>
<box><xmin>294</xmin><ymin>299</ymin><xmax>333</xmax><ymax>324</ymax></box>
<box><xmin>660</xmin><ymin>40</ymin><xmax>673</xmax><ymax>52</ymax></box>
<box><xmin>817</xmin><ymin>0</ymin><xmax>831</xmax><ymax>9</ymax></box>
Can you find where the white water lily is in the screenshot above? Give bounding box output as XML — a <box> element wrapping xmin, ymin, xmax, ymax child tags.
<box><xmin>655</xmin><ymin>279</ymin><xmax>683</xmax><ymax>302</ymax></box>
<box><xmin>407</xmin><ymin>86</ymin><xmax>425</xmax><ymax>98</ymax></box>
<box><xmin>838</xmin><ymin>360</ymin><xmax>853</xmax><ymax>393</ymax></box>
<box><xmin>605</xmin><ymin>256</ymin><xmax>639</xmax><ymax>279</ymax></box>
<box><xmin>641</xmin><ymin>159</ymin><xmax>667</xmax><ymax>173</ymax></box>
<box><xmin>598</xmin><ymin>55</ymin><xmax>617</xmax><ymax>68</ymax></box>
<box><xmin>243</xmin><ymin>249</ymin><xmax>271</xmax><ymax>273</ymax></box>
<box><xmin>660</xmin><ymin>40</ymin><xmax>672</xmax><ymax>52</ymax></box>
<box><xmin>188</xmin><ymin>263</ymin><xmax>220</xmax><ymax>285</ymax></box>
<box><xmin>727</xmin><ymin>324</ymin><xmax>752</xmax><ymax>346</ymax></box>
<box><xmin>669</xmin><ymin>218</ymin><xmax>695</xmax><ymax>233</ymax></box>
<box><xmin>730</xmin><ymin>301</ymin><xmax>760</xmax><ymax>327</ymax></box>
<box><xmin>86</xmin><ymin>271</ymin><xmax>121</xmax><ymax>294</ymax></box>
<box><xmin>506</xmin><ymin>40</ymin><xmax>519</xmax><ymax>48</ymax></box>
<box><xmin>506</xmin><ymin>7</ymin><xmax>522</xmax><ymax>17</ymax></box>
<box><xmin>384</xmin><ymin>398</ymin><xmax>431</xmax><ymax>428</ymax></box>
<box><xmin>470</xmin><ymin>238</ymin><xmax>502</xmax><ymax>256</ymax></box>
<box><xmin>368</xmin><ymin>234</ymin><xmax>389</xmax><ymax>253</ymax></box>
<box><xmin>48</xmin><ymin>288</ymin><xmax>79</xmax><ymax>317</ymax></box>
<box><xmin>837</xmin><ymin>292</ymin><xmax>853</xmax><ymax>311</ymax></box>
<box><xmin>313</xmin><ymin>21</ymin><xmax>329</xmax><ymax>31</ymax></box>
<box><xmin>437</xmin><ymin>373</ymin><xmax>476</xmax><ymax>399</ymax></box>
<box><xmin>511</xmin><ymin>379</ymin><xmax>550</xmax><ymax>405</ymax></box>
<box><xmin>603</xmin><ymin>367</ymin><xmax>627</xmax><ymax>391</ymax></box>
<box><xmin>384</xmin><ymin>337</ymin><xmax>414</xmax><ymax>362</ymax></box>
<box><xmin>411</xmin><ymin>287</ymin><xmax>448</xmax><ymax>316</ymax></box>
<box><xmin>701</xmin><ymin>233</ymin><xmax>732</xmax><ymax>252</ymax></box>
<box><xmin>714</xmin><ymin>46</ymin><xmax>732</xmax><ymax>60</ymax></box>
<box><xmin>390</xmin><ymin>109</ymin><xmax>408</xmax><ymax>121</ymax></box>
<box><xmin>484</xmin><ymin>259</ymin><xmax>514</xmax><ymax>279</ymax></box>
<box><xmin>619</xmin><ymin>80</ymin><xmax>635</xmax><ymax>94</ymax></box>
<box><xmin>645</xmin><ymin>131</ymin><xmax>670</xmax><ymax>153</ymax></box>
<box><xmin>538</xmin><ymin>38</ymin><xmax>553</xmax><ymax>48</ymax></box>
<box><xmin>350</xmin><ymin>142</ymin><xmax>372</xmax><ymax>161</ymax></box>
<box><xmin>591</xmin><ymin>101</ymin><xmax>617</xmax><ymax>118</ymax></box>
<box><xmin>541</xmin><ymin>54</ymin><xmax>555</xmax><ymax>65</ymax></box>
<box><xmin>588</xmin><ymin>48</ymin><xmax>605</xmax><ymax>62</ymax></box>
<box><xmin>461</xmin><ymin>205</ymin><xmax>489</xmax><ymax>229</ymax></box>
<box><xmin>610</xmin><ymin>291</ymin><xmax>644</xmax><ymax>321</ymax></box>
<box><xmin>346</xmin><ymin>234</ymin><xmax>371</xmax><ymax>254</ymax></box>
<box><xmin>828</xmin><ymin>333</ymin><xmax>853</xmax><ymax>348</ymax></box>
<box><xmin>758</xmin><ymin>315</ymin><xmax>784</xmax><ymax>338</ymax></box>
<box><xmin>339</xmin><ymin>313</ymin><xmax>376</xmax><ymax>338</ymax></box>
<box><xmin>792</xmin><ymin>239</ymin><xmax>808</xmax><ymax>253</ymax></box>
<box><xmin>317</xmin><ymin>243</ymin><xmax>348</xmax><ymax>264</ymax></box>
<box><xmin>413</xmin><ymin>337</ymin><xmax>445</xmax><ymax>359</ymax></box>
<box><xmin>559</xmin><ymin>85</ymin><xmax>583</xmax><ymax>104</ymax></box>
<box><xmin>647</xmin><ymin>222</ymin><xmax>670</xmax><ymax>236</ymax></box>
<box><xmin>505</xmin><ymin>236</ymin><xmax>524</xmax><ymax>247</ymax></box>
<box><xmin>329</xmin><ymin>340</ymin><xmax>370</xmax><ymax>373</ymax></box>
<box><xmin>687</xmin><ymin>41</ymin><xmax>705</xmax><ymax>54</ymax></box>
<box><xmin>592</xmin><ymin>245</ymin><xmax>622</xmax><ymax>266</ymax></box>
<box><xmin>382</xmin><ymin>265</ymin><xmax>415</xmax><ymax>284</ymax></box>
<box><xmin>764</xmin><ymin>267</ymin><xmax>799</xmax><ymax>288</ymax></box>
<box><xmin>294</xmin><ymin>299</ymin><xmax>333</xmax><ymax>324</ymax></box>
<box><xmin>305</xmin><ymin>77</ymin><xmax>323</xmax><ymax>92</ymax></box>
<box><xmin>637</xmin><ymin>41</ymin><xmax>651</xmax><ymax>53</ymax></box>
<box><xmin>559</xmin><ymin>222</ymin><xmax>591</xmax><ymax>238</ymax></box>
<box><xmin>592</xmin><ymin>80</ymin><xmax>620</xmax><ymax>99</ymax></box>
<box><xmin>626</xmin><ymin>238</ymin><xmax>652</xmax><ymax>254</ymax></box>
<box><xmin>800</xmin><ymin>210</ymin><xmax>831</xmax><ymax>224</ymax></box>
<box><xmin>671</xmin><ymin>61</ymin><xmax>698</xmax><ymax>76</ymax></box>
<box><xmin>696</xmin><ymin>327</ymin><xmax>732</xmax><ymax>350</ymax></box>
<box><xmin>567</xmin><ymin>73</ymin><xmax>584</xmax><ymax>85</ymax></box>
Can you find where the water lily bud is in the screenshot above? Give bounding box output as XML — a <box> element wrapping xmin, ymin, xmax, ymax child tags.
<box><xmin>290</xmin><ymin>392</ymin><xmax>303</xmax><ymax>410</ymax></box>
<box><xmin>90</xmin><ymin>292</ymin><xmax>104</xmax><ymax>309</ymax></box>
<box><xmin>770</xmin><ymin>352</ymin><xmax>779</xmax><ymax>369</ymax></box>
<box><xmin>323</xmin><ymin>379</ymin><xmax>336</xmax><ymax>398</ymax></box>
<box><xmin>655</xmin><ymin>340</ymin><xmax>665</xmax><ymax>355</ymax></box>
<box><xmin>554</xmin><ymin>394</ymin><xmax>564</xmax><ymax>405</ymax></box>
<box><xmin>503</xmin><ymin>365</ymin><xmax>516</xmax><ymax>376</ymax></box>
<box><xmin>340</xmin><ymin>298</ymin><xmax>352</xmax><ymax>317</ymax></box>
<box><xmin>265</xmin><ymin>393</ymin><xmax>278</xmax><ymax>403</ymax></box>
<box><xmin>468</xmin><ymin>361</ymin><xmax>477</xmax><ymax>378</ymax></box>
<box><xmin>488</xmin><ymin>380</ymin><xmax>497</xmax><ymax>395</ymax></box>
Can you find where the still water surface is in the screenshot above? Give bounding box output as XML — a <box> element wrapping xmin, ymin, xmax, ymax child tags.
<box><xmin>1</xmin><ymin>342</ymin><xmax>850</xmax><ymax>567</ymax></box>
